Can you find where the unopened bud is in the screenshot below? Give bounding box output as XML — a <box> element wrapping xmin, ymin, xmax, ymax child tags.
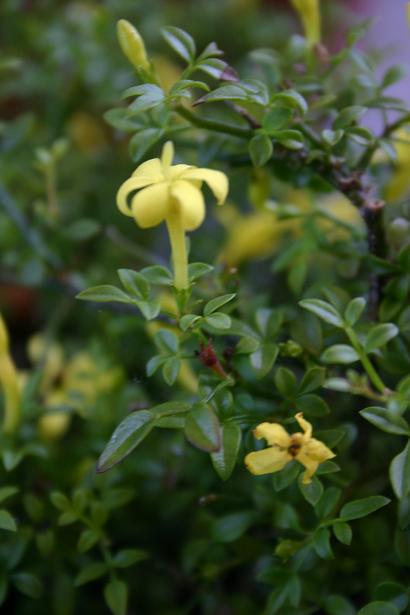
<box><xmin>117</xmin><ymin>19</ymin><xmax>150</xmax><ymax>72</ymax></box>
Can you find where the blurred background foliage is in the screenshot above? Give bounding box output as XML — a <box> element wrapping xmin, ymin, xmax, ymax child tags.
<box><xmin>1</xmin><ymin>1</ymin><xmax>410</xmax><ymax>614</ymax></box>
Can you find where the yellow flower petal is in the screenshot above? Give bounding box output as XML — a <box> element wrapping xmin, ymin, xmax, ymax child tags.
<box><xmin>182</xmin><ymin>168</ymin><xmax>229</xmax><ymax>204</ymax></box>
<box><xmin>295</xmin><ymin>412</ymin><xmax>312</xmax><ymax>439</ymax></box>
<box><xmin>254</xmin><ymin>422</ymin><xmax>291</xmax><ymax>448</ymax></box>
<box><xmin>161</xmin><ymin>141</ymin><xmax>174</xmax><ymax>171</ymax></box>
<box><xmin>296</xmin><ymin>451</ymin><xmax>320</xmax><ymax>484</ymax></box>
<box><xmin>169</xmin><ymin>164</ymin><xmax>194</xmax><ymax>180</ymax></box>
<box><xmin>303</xmin><ymin>438</ymin><xmax>335</xmax><ymax>463</ymax></box>
<box><xmin>170</xmin><ymin>180</ymin><xmax>205</xmax><ymax>231</ymax></box>
<box><xmin>131</xmin><ymin>182</ymin><xmax>169</xmax><ymax>228</ymax></box>
<box><xmin>132</xmin><ymin>158</ymin><xmax>163</xmax><ymax>181</ymax></box>
<box><xmin>296</xmin><ymin>438</ymin><xmax>335</xmax><ymax>483</ymax></box>
<box><xmin>245</xmin><ymin>447</ymin><xmax>291</xmax><ymax>475</ymax></box>
<box><xmin>116</xmin><ymin>176</ymin><xmax>158</xmax><ymax>216</ymax></box>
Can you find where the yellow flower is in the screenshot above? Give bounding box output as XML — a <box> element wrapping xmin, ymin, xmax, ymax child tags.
<box><xmin>290</xmin><ymin>0</ymin><xmax>321</xmax><ymax>46</ymax></box>
<box><xmin>117</xmin><ymin>19</ymin><xmax>150</xmax><ymax>72</ymax></box>
<box><xmin>245</xmin><ymin>413</ymin><xmax>335</xmax><ymax>483</ymax></box>
<box><xmin>383</xmin><ymin>127</ymin><xmax>410</xmax><ymax>202</ymax></box>
<box><xmin>0</xmin><ymin>314</ymin><xmax>21</xmax><ymax>434</ymax></box>
<box><xmin>117</xmin><ymin>141</ymin><xmax>228</xmax><ymax>289</ymax></box>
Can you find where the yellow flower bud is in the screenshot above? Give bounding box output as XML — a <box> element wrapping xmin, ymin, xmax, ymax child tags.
<box><xmin>290</xmin><ymin>0</ymin><xmax>321</xmax><ymax>46</ymax></box>
<box><xmin>38</xmin><ymin>412</ymin><xmax>71</xmax><ymax>440</ymax></box>
<box><xmin>0</xmin><ymin>314</ymin><xmax>21</xmax><ymax>434</ymax></box>
<box><xmin>117</xmin><ymin>19</ymin><xmax>150</xmax><ymax>72</ymax></box>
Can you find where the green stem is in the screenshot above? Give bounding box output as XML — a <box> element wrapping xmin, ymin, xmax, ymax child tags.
<box><xmin>166</xmin><ymin>211</ymin><xmax>189</xmax><ymax>290</ymax></box>
<box><xmin>175</xmin><ymin>105</ymin><xmax>253</xmax><ymax>139</ymax></box>
<box><xmin>345</xmin><ymin>327</ymin><xmax>387</xmax><ymax>394</ymax></box>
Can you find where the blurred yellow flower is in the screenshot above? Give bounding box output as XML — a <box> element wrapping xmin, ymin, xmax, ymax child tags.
<box><xmin>290</xmin><ymin>0</ymin><xmax>321</xmax><ymax>46</ymax></box>
<box><xmin>117</xmin><ymin>141</ymin><xmax>228</xmax><ymax>289</ymax></box>
<box><xmin>383</xmin><ymin>127</ymin><xmax>410</xmax><ymax>202</ymax></box>
<box><xmin>117</xmin><ymin>19</ymin><xmax>150</xmax><ymax>72</ymax></box>
<box><xmin>245</xmin><ymin>412</ymin><xmax>335</xmax><ymax>483</ymax></box>
<box><xmin>29</xmin><ymin>336</ymin><xmax>122</xmax><ymax>439</ymax></box>
<box><xmin>0</xmin><ymin>314</ymin><xmax>21</xmax><ymax>434</ymax></box>
<box><xmin>219</xmin><ymin>207</ymin><xmax>297</xmax><ymax>265</ymax></box>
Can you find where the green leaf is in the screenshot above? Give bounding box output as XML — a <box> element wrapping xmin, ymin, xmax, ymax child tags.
<box><xmin>236</xmin><ymin>336</ymin><xmax>260</xmax><ymax>354</ymax></box>
<box><xmin>211</xmin><ymin>422</ymin><xmax>242</xmax><ymax>480</ymax></box>
<box><xmin>360</xmin><ymin>407</ymin><xmax>410</xmax><ymax>435</ymax></box>
<box><xmin>364</xmin><ymin>323</ymin><xmax>399</xmax><ymax>353</ymax></box>
<box><xmin>321</xmin><ymin>344</ymin><xmax>360</xmax><ymax>364</ymax></box>
<box><xmin>117</xmin><ymin>269</ymin><xmax>150</xmax><ymax>299</ymax></box>
<box><xmin>390</xmin><ymin>440</ymin><xmax>410</xmax><ymax>499</ymax></box>
<box><xmin>204</xmin><ymin>293</ymin><xmax>236</xmax><ymax>316</ymax></box>
<box><xmin>299</xmin><ymin>476</ymin><xmax>323</xmax><ymax>506</ymax></box>
<box><xmin>272</xmin><ymin>461</ymin><xmax>301</xmax><ymax>491</ymax></box>
<box><xmin>250</xmin><ymin>342</ymin><xmax>279</xmax><ymax>378</ymax></box>
<box><xmin>179</xmin><ymin>314</ymin><xmax>201</xmax><ymax>331</ymax></box>
<box><xmin>324</xmin><ymin>595</ymin><xmax>356</xmax><ymax>615</ymax></box>
<box><xmin>274</xmin><ymin>367</ymin><xmax>297</xmax><ymax>397</ymax></box>
<box><xmin>13</xmin><ymin>573</ymin><xmax>43</xmax><ymax>599</ymax></box>
<box><xmin>249</xmin><ymin>133</ymin><xmax>273</xmax><ymax>167</ymax></box>
<box><xmin>316</xmin><ymin>487</ymin><xmax>341</xmax><ymax>519</ymax></box>
<box><xmin>188</xmin><ymin>262</ymin><xmax>214</xmax><ymax>281</ymax></box>
<box><xmin>358</xmin><ymin>603</ymin><xmax>399</xmax><ymax>615</ymax></box>
<box><xmin>161</xmin><ymin>26</ymin><xmax>196</xmax><ymax>63</ymax></box>
<box><xmin>271</xmin><ymin>90</ymin><xmax>308</xmax><ymax>114</ymax></box>
<box><xmin>129</xmin><ymin>127</ymin><xmax>163</xmax><ymax>162</ymax></box>
<box><xmin>185</xmin><ymin>403</ymin><xmax>221</xmax><ymax>452</ymax></box>
<box><xmin>295</xmin><ymin>394</ymin><xmax>330</xmax><ymax>417</ymax></box>
<box><xmin>0</xmin><ymin>510</ymin><xmax>16</xmax><ymax>532</ymax></box>
<box><xmin>76</xmin><ymin>285</ymin><xmax>132</xmax><ymax>304</ymax></box>
<box><xmin>125</xmin><ymin>85</ymin><xmax>165</xmax><ymax>113</ymax></box>
<box><xmin>97</xmin><ymin>411</ymin><xmax>155</xmax><ymax>473</ymax></box>
<box><xmin>140</xmin><ymin>265</ymin><xmax>173</xmax><ymax>286</ymax></box>
<box><xmin>374</xmin><ymin>582</ymin><xmax>409</xmax><ymax>612</ymax></box>
<box><xmin>75</xmin><ymin>562</ymin><xmax>108</xmax><ymax>586</ymax></box>
<box><xmin>63</xmin><ymin>219</ymin><xmax>100</xmax><ymax>241</ymax></box>
<box><xmin>340</xmin><ymin>495</ymin><xmax>391</xmax><ymax>521</ymax></box>
<box><xmin>0</xmin><ymin>486</ymin><xmax>18</xmax><ymax>503</ymax></box>
<box><xmin>212</xmin><ymin>511</ymin><xmax>255</xmax><ymax>543</ymax></box>
<box><xmin>162</xmin><ymin>357</ymin><xmax>181</xmax><ymax>385</ymax></box>
<box><xmin>344</xmin><ymin>297</ymin><xmax>366</xmax><ymax>326</ymax></box>
<box><xmin>104</xmin><ymin>579</ymin><xmax>128</xmax><ymax>615</ymax></box>
<box><xmin>112</xmin><ymin>549</ymin><xmax>148</xmax><ymax>568</ymax></box>
<box><xmin>333</xmin><ymin>105</ymin><xmax>367</xmax><ymax>129</ymax></box>
<box><xmin>298</xmin><ymin>367</ymin><xmax>325</xmax><ymax>394</ymax></box>
<box><xmin>313</xmin><ymin>527</ymin><xmax>333</xmax><ymax>559</ymax></box>
<box><xmin>154</xmin><ymin>329</ymin><xmax>179</xmax><ymax>354</ymax></box>
<box><xmin>299</xmin><ymin>299</ymin><xmax>344</xmax><ymax>328</ymax></box>
<box><xmin>137</xmin><ymin>299</ymin><xmax>161</xmax><ymax>321</ymax></box>
<box><xmin>322</xmin><ymin>128</ymin><xmax>344</xmax><ymax>146</ymax></box>
<box><xmin>146</xmin><ymin>355</ymin><xmax>166</xmax><ymax>376</ymax></box>
<box><xmin>201</xmin><ymin>84</ymin><xmax>248</xmax><ymax>103</ymax></box>
<box><xmin>78</xmin><ymin>529</ymin><xmax>100</xmax><ymax>553</ymax></box>
<box><xmin>149</xmin><ymin>401</ymin><xmax>191</xmax><ymax>417</ymax></box>
<box><xmin>263</xmin><ymin>107</ymin><xmax>292</xmax><ymax>132</ymax></box>
<box><xmin>332</xmin><ymin>521</ymin><xmax>352</xmax><ymax>545</ymax></box>
<box><xmin>204</xmin><ymin>313</ymin><xmax>232</xmax><ymax>329</ymax></box>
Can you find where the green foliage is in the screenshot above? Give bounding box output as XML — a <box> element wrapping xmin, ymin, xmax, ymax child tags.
<box><xmin>2</xmin><ymin>0</ymin><xmax>410</xmax><ymax>613</ymax></box>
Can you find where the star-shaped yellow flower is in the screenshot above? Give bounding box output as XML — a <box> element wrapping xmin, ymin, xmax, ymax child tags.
<box><xmin>116</xmin><ymin>141</ymin><xmax>228</xmax><ymax>289</ymax></box>
<box><xmin>245</xmin><ymin>413</ymin><xmax>335</xmax><ymax>484</ymax></box>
